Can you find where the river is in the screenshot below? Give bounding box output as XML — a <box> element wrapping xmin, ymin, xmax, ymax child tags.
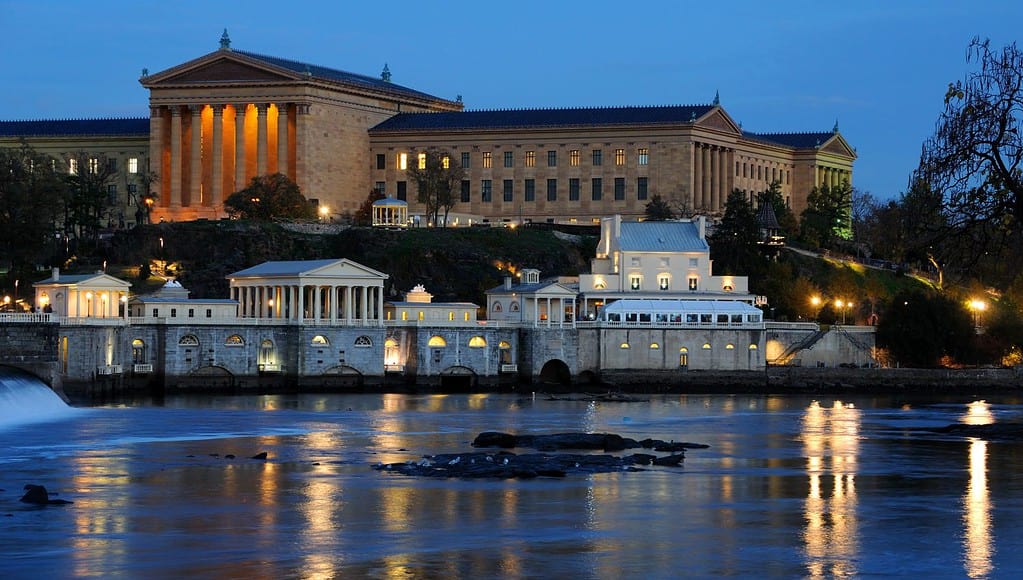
<box><xmin>2</xmin><ymin>374</ymin><xmax>1023</xmax><ymax>578</ymax></box>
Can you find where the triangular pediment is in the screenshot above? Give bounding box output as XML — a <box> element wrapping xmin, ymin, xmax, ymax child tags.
<box><xmin>303</xmin><ymin>259</ymin><xmax>389</xmax><ymax>281</ymax></box>
<box><xmin>694</xmin><ymin>107</ymin><xmax>742</xmax><ymax>135</ymax></box>
<box><xmin>143</xmin><ymin>52</ymin><xmax>298</xmax><ymax>87</ymax></box>
<box><xmin>819</xmin><ymin>134</ymin><xmax>857</xmax><ymax>159</ymax></box>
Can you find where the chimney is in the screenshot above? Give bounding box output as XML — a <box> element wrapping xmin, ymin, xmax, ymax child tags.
<box><xmin>504</xmin><ymin>276</ymin><xmax>513</xmax><ymax>290</ymax></box>
<box><xmin>698</xmin><ymin>215</ymin><xmax>706</xmax><ymax>240</ymax></box>
<box><xmin>52</xmin><ymin>267</ymin><xmax>59</xmax><ymax>281</ymax></box>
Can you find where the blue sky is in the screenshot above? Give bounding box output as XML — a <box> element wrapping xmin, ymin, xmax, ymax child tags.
<box><xmin>2</xmin><ymin>0</ymin><xmax>1021</xmax><ymax>201</ymax></box>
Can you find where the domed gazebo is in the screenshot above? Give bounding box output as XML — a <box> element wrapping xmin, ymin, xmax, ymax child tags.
<box><xmin>372</xmin><ymin>196</ymin><xmax>409</xmax><ymax>228</ymax></box>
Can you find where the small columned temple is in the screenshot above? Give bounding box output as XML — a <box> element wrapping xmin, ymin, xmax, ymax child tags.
<box><xmin>1</xmin><ymin>30</ymin><xmax>855</xmax><ymax>225</ymax></box>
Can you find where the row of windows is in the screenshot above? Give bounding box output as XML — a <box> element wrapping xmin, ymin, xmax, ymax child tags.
<box><xmin>620</xmin><ymin>342</ymin><xmax>759</xmax><ymax>350</ymax></box>
<box><xmin>426</xmin><ymin>335</ymin><xmax>511</xmax><ymax>348</ymax></box>
<box><xmin>175</xmin><ymin>334</ymin><xmax>375</xmax><ymax>347</ymax></box>
<box><xmin>67</xmin><ymin>157</ymin><xmax>140</xmax><ymax>176</ymax></box>
<box><xmin>450</xmin><ymin>177</ymin><xmax>648</xmax><ymax>203</ymax></box>
<box><xmin>380</xmin><ymin>148</ymin><xmax>650</xmax><ymax>171</ymax></box>
<box><xmin>737</xmin><ymin>161</ymin><xmax>790</xmax><ymax>185</ymax></box>
<box><xmin>624</xmin><ymin>274</ymin><xmax>703</xmax><ymax>292</ymax></box>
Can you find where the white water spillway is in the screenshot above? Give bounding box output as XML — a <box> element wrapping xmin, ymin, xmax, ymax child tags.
<box><xmin>0</xmin><ymin>367</ymin><xmax>78</xmax><ymax>429</ymax></box>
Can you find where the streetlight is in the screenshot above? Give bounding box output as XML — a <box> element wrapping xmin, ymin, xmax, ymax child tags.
<box><xmin>319</xmin><ymin>205</ymin><xmax>329</xmax><ymax>222</ymax></box>
<box><xmin>969</xmin><ymin>299</ymin><xmax>987</xmax><ymax>332</ymax></box>
<box><xmin>834</xmin><ymin>299</ymin><xmax>854</xmax><ymax>325</ymax></box>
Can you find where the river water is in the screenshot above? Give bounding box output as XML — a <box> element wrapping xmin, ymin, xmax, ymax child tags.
<box><xmin>2</xmin><ymin>376</ymin><xmax>1023</xmax><ymax>578</ymax></box>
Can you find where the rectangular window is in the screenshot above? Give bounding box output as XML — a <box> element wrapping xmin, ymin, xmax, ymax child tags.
<box><xmin>128</xmin><ymin>157</ymin><xmax>139</xmax><ymax>174</ymax></box>
<box><xmin>591</xmin><ymin>177</ymin><xmax>602</xmax><ymax>201</ymax></box>
<box><xmin>482</xmin><ymin>179</ymin><xmax>492</xmax><ymax>202</ymax></box>
<box><xmin>188</xmin><ymin>308</ymin><xmax>195</xmax><ymax>318</ymax></box>
<box><xmin>614</xmin><ymin>177</ymin><xmax>625</xmax><ymax>200</ymax></box>
<box><xmin>376</xmin><ymin>154</ymin><xmax>386</xmax><ymax>170</ymax></box>
<box><xmin>569</xmin><ymin>178</ymin><xmax>580</xmax><ymax>201</ymax></box>
<box><xmin>592</xmin><ymin>149</ymin><xmax>602</xmax><ymax>166</ymax></box>
<box><xmin>689</xmin><ymin>277</ymin><xmax>698</xmax><ymax>291</ymax></box>
<box><xmin>170</xmin><ymin>308</ymin><xmax>177</xmax><ymax>317</ymax></box>
<box><xmin>504</xmin><ymin>151</ymin><xmax>513</xmax><ymax>168</ymax></box>
<box><xmin>417</xmin><ymin>153</ymin><xmax>427</xmax><ymax>170</ymax></box>
<box><xmin>525</xmin><ymin>179</ymin><xmax>535</xmax><ymax>201</ymax></box>
<box><xmin>397</xmin><ymin>181</ymin><xmax>407</xmax><ymax>201</ymax></box>
<box><xmin>637</xmin><ymin>177</ymin><xmax>648</xmax><ymax>200</ymax></box>
<box><xmin>152</xmin><ymin>308</ymin><xmax>158</xmax><ymax>317</ymax></box>
<box><xmin>547</xmin><ymin>150</ymin><xmax>557</xmax><ymax>167</ymax></box>
<box><xmin>482</xmin><ymin>152</ymin><xmax>492</xmax><ymax>168</ymax></box>
<box><xmin>630</xmin><ymin>276</ymin><xmax>641</xmax><ymax>290</ymax></box>
<box><xmin>374</xmin><ymin>181</ymin><xmax>385</xmax><ymax>193</ymax></box>
<box><xmin>659</xmin><ymin>275</ymin><xmax>669</xmax><ymax>291</ymax></box>
<box><xmin>128</xmin><ymin>183</ymin><xmax>138</xmax><ymax>195</ymax></box>
<box><xmin>570</xmin><ymin>149</ymin><xmax>580</xmax><ymax>166</ymax></box>
<box><xmin>107</xmin><ymin>184</ymin><xmax>118</xmax><ymax>205</ymax></box>
<box><xmin>689</xmin><ymin>257</ymin><xmax>699</xmax><ymax>267</ymax></box>
<box><xmin>503</xmin><ymin>179</ymin><xmax>513</xmax><ymax>202</ymax></box>
<box><xmin>442</xmin><ymin>156</ymin><xmax>450</xmax><ymax>169</ymax></box>
<box><xmin>397</xmin><ymin>153</ymin><xmax>408</xmax><ymax>170</ymax></box>
<box><xmin>206</xmin><ymin>309</ymin><xmax>212</xmax><ymax>318</ymax></box>
<box><xmin>461</xmin><ymin>152</ymin><xmax>470</xmax><ymax>168</ymax></box>
<box><xmin>460</xmin><ymin>180</ymin><xmax>470</xmax><ymax>203</ymax></box>
<box><xmin>88</xmin><ymin>158</ymin><xmax>99</xmax><ymax>174</ymax></box>
<box><xmin>106</xmin><ymin>158</ymin><xmax>117</xmax><ymax>172</ymax></box>
<box><xmin>68</xmin><ymin>158</ymin><xmax>78</xmax><ymax>175</ymax></box>
<box><xmin>546</xmin><ymin>179</ymin><xmax>557</xmax><ymax>201</ymax></box>
<box><xmin>615</xmin><ymin>149</ymin><xmax>625</xmax><ymax>166</ymax></box>
<box><xmin>638</xmin><ymin>148</ymin><xmax>648</xmax><ymax>166</ymax></box>
<box><xmin>525</xmin><ymin>151</ymin><xmax>535</xmax><ymax>168</ymax></box>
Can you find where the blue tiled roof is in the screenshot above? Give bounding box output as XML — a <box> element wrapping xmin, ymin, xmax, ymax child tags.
<box><xmin>371</xmin><ymin>104</ymin><xmax>715</xmax><ymax>132</ymax></box>
<box><xmin>618</xmin><ymin>221</ymin><xmax>708</xmax><ymax>252</ymax></box>
<box><xmin>229</xmin><ymin>259</ymin><xmax>340</xmax><ymax>278</ymax></box>
<box><xmin>235</xmin><ymin>50</ymin><xmax>454</xmax><ymax>104</ymax></box>
<box><xmin>0</xmin><ymin>118</ymin><xmax>149</xmax><ymax>137</ymax></box>
<box><xmin>743</xmin><ymin>131</ymin><xmax>835</xmax><ymax>149</ymax></box>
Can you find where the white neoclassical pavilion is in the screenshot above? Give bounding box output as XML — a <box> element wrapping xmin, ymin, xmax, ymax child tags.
<box><xmin>228</xmin><ymin>258</ymin><xmax>388</xmax><ymax>325</ymax></box>
<box><xmin>372</xmin><ymin>196</ymin><xmax>409</xmax><ymax>228</ymax></box>
<box><xmin>33</xmin><ymin>268</ymin><xmax>131</xmax><ymax>319</ymax></box>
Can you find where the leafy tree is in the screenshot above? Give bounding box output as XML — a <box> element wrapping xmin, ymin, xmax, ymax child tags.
<box><xmin>224</xmin><ymin>173</ymin><xmax>316</xmax><ymax>221</ymax></box>
<box><xmin>710</xmin><ymin>189</ymin><xmax>761</xmax><ymax>275</ymax></box>
<box><xmin>800</xmin><ymin>181</ymin><xmax>852</xmax><ymax>249</ymax></box>
<box><xmin>644</xmin><ymin>194</ymin><xmax>676</xmax><ymax>220</ymax></box>
<box><xmin>354</xmin><ymin>189</ymin><xmax>386</xmax><ymax>226</ymax></box>
<box><xmin>406</xmin><ymin>148</ymin><xmax>465</xmax><ymax>226</ymax></box>
<box><xmin>0</xmin><ymin>143</ymin><xmax>66</xmax><ymax>269</ymax></box>
<box><xmin>876</xmin><ymin>289</ymin><xmax>975</xmax><ymax>367</ymax></box>
<box><xmin>918</xmin><ymin>38</ymin><xmax>1023</xmax><ymax>244</ymax></box>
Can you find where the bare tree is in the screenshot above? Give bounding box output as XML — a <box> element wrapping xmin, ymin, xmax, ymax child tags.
<box><xmin>406</xmin><ymin>148</ymin><xmax>465</xmax><ymax>226</ymax></box>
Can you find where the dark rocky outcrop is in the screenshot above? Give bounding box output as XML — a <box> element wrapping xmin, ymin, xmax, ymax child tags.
<box><xmin>375</xmin><ymin>431</ymin><xmax>710</xmax><ymax>479</ymax></box>
<box><xmin>20</xmin><ymin>484</ymin><xmax>73</xmax><ymax>505</ymax></box>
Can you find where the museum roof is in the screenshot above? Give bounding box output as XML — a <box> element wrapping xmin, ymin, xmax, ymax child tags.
<box><xmin>617</xmin><ymin>221</ymin><xmax>708</xmax><ymax>252</ymax></box>
<box><xmin>742</xmin><ymin>130</ymin><xmax>837</xmax><ymax>148</ymax></box>
<box><xmin>228</xmin><ymin>259</ymin><xmax>340</xmax><ymax>278</ymax></box>
<box><xmin>0</xmin><ymin>118</ymin><xmax>150</xmax><ymax>137</ymax></box>
<box><xmin>233</xmin><ymin>50</ymin><xmax>454</xmax><ymax>104</ymax></box>
<box><xmin>370</xmin><ymin>104</ymin><xmax>717</xmax><ymax>132</ymax></box>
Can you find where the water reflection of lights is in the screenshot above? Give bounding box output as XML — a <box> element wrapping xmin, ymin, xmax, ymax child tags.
<box><xmin>801</xmin><ymin>400</ymin><xmax>860</xmax><ymax>578</ymax></box>
<box><xmin>962</xmin><ymin>401</ymin><xmax>994</xmax><ymax>578</ymax></box>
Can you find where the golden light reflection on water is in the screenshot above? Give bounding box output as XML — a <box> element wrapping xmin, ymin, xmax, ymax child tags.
<box><xmin>962</xmin><ymin>401</ymin><xmax>994</xmax><ymax>578</ymax></box>
<box><xmin>801</xmin><ymin>400</ymin><xmax>860</xmax><ymax>578</ymax></box>
<box><xmin>299</xmin><ymin>465</ymin><xmax>344</xmax><ymax>579</ymax></box>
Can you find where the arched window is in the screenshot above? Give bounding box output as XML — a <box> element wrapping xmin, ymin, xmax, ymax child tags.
<box><xmin>510</xmin><ymin>301</ymin><xmax>520</xmax><ymax>312</ymax></box>
<box><xmin>428</xmin><ymin>335</ymin><xmax>447</xmax><ymax>347</ymax></box>
<box><xmin>702</xmin><ymin>343</ymin><xmax>712</xmax><ymax>350</ymax></box>
<box><xmin>225</xmin><ymin>334</ymin><xmax>245</xmax><ymax>346</ymax></box>
<box><xmin>178</xmin><ymin>334</ymin><xmax>199</xmax><ymax>346</ymax></box>
<box><xmin>468</xmin><ymin>336</ymin><xmax>487</xmax><ymax>348</ymax></box>
<box><xmin>498</xmin><ymin>340</ymin><xmax>511</xmax><ymax>349</ymax></box>
<box><xmin>131</xmin><ymin>338</ymin><xmax>147</xmax><ymax>364</ymax></box>
<box><xmin>259</xmin><ymin>339</ymin><xmax>276</xmax><ymax>365</ymax></box>
<box><xmin>311</xmin><ymin>335</ymin><xmax>329</xmax><ymax>346</ymax></box>
<box><xmin>725</xmin><ymin>343</ymin><xmax>735</xmax><ymax>350</ymax></box>
<box><xmin>679</xmin><ymin>346</ymin><xmax>689</xmax><ymax>353</ymax></box>
<box><xmin>649</xmin><ymin>343</ymin><xmax>660</xmax><ymax>349</ymax></box>
<box><xmin>620</xmin><ymin>342</ymin><xmax>631</xmax><ymax>349</ymax></box>
<box><xmin>384</xmin><ymin>337</ymin><xmax>398</xmax><ymax>348</ymax></box>
<box><xmin>354</xmin><ymin>335</ymin><xmax>373</xmax><ymax>347</ymax></box>
<box><xmin>749</xmin><ymin>343</ymin><xmax>758</xmax><ymax>350</ymax></box>
<box><xmin>492</xmin><ymin>302</ymin><xmax>503</xmax><ymax>312</ymax></box>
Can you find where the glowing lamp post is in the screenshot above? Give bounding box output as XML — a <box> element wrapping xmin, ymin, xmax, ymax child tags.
<box><xmin>969</xmin><ymin>299</ymin><xmax>987</xmax><ymax>332</ymax></box>
<box><xmin>319</xmin><ymin>205</ymin><xmax>329</xmax><ymax>223</ymax></box>
<box><xmin>835</xmin><ymin>299</ymin><xmax>853</xmax><ymax>325</ymax></box>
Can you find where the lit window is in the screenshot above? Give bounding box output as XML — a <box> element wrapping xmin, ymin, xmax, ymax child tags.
<box><xmin>570</xmin><ymin>150</ymin><xmax>580</xmax><ymax>166</ymax></box>
<box><xmin>615</xmin><ymin>149</ymin><xmax>625</xmax><ymax>166</ymax></box>
<box><xmin>469</xmin><ymin>336</ymin><xmax>487</xmax><ymax>348</ymax></box>
<box><xmin>630</xmin><ymin>276</ymin><xmax>641</xmax><ymax>290</ymax></box>
<box><xmin>725</xmin><ymin>343</ymin><xmax>735</xmax><ymax>350</ymax></box>
<box><xmin>128</xmin><ymin>157</ymin><xmax>139</xmax><ymax>174</ymax></box>
<box><xmin>311</xmin><ymin>335</ymin><xmax>329</xmax><ymax>345</ymax></box>
<box><xmin>689</xmin><ymin>277</ymin><xmax>698</xmax><ymax>291</ymax></box>
<box><xmin>749</xmin><ymin>344</ymin><xmax>758</xmax><ymax>350</ymax></box>
<box><xmin>88</xmin><ymin>158</ymin><xmax>99</xmax><ymax>174</ymax></box>
<box><xmin>525</xmin><ymin>151</ymin><xmax>535</xmax><ymax>167</ymax></box>
<box><xmin>428</xmin><ymin>335</ymin><xmax>447</xmax><ymax>347</ymax></box>
<box><xmin>702</xmin><ymin>343</ymin><xmax>712</xmax><ymax>349</ymax></box>
<box><xmin>482</xmin><ymin>152</ymin><xmax>492</xmax><ymax>168</ymax></box>
<box><xmin>398</xmin><ymin>153</ymin><xmax>408</xmax><ymax>170</ymax></box>
<box><xmin>593</xmin><ymin>278</ymin><xmax>606</xmax><ymax>290</ymax></box>
<box><xmin>417</xmin><ymin>153</ymin><xmax>426</xmax><ymax>169</ymax></box>
<box><xmin>225</xmin><ymin>334</ymin><xmax>245</xmax><ymax>346</ymax></box>
<box><xmin>69</xmin><ymin>158</ymin><xmax>78</xmax><ymax>175</ymax></box>
<box><xmin>658</xmin><ymin>275</ymin><xmax>669</xmax><ymax>291</ymax></box>
<box><xmin>638</xmin><ymin>148</ymin><xmax>648</xmax><ymax>165</ymax></box>
<box><xmin>650</xmin><ymin>343</ymin><xmax>660</xmax><ymax>349</ymax></box>
<box><xmin>620</xmin><ymin>342</ymin><xmax>631</xmax><ymax>349</ymax></box>
<box><xmin>442</xmin><ymin>156</ymin><xmax>450</xmax><ymax>169</ymax></box>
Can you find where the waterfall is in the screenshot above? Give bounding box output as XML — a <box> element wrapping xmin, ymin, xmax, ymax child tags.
<box><xmin>0</xmin><ymin>367</ymin><xmax>78</xmax><ymax>429</ymax></box>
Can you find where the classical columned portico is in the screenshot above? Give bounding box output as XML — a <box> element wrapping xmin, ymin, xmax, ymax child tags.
<box><xmin>231</xmin><ymin>281</ymin><xmax>385</xmax><ymax>326</ymax></box>
<box><xmin>692</xmin><ymin>143</ymin><xmax>732</xmax><ymax>214</ymax></box>
<box><xmin>149</xmin><ymin>102</ymin><xmax>299</xmax><ymax>220</ymax></box>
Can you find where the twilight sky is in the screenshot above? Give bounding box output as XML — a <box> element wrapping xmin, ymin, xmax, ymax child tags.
<box><xmin>2</xmin><ymin>0</ymin><xmax>1021</xmax><ymax>201</ymax></box>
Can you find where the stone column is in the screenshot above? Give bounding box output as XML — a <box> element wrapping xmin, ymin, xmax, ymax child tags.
<box><xmin>235</xmin><ymin>104</ymin><xmax>247</xmax><ymax>192</ymax></box>
<box><xmin>345</xmin><ymin>287</ymin><xmax>353</xmax><ymax>323</ymax></box>
<box><xmin>256</xmin><ymin>104</ymin><xmax>268</xmax><ymax>177</ymax></box>
<box><xmin>211</xmin><ymin>105</ymin><xmax>224</xmax><ymax>208</ymax></box>
<box><xmin>149</xmin><ymin>106</ymin><xmax>165</xmax><ymax>207</ymax></box>
<box><xmin>711</xmin><ymin>147</ymin><xmax>721</xmax><ymax>212</ymax></box>
<box><xmin>294</xmin><ymin>103</ymin><xmax>310</xmax><ymax>190</ymax></box>
<box><xmin>189</xmin><ymin>105</ymin><xmax>202</xmax><ymax>207</ymax></box>
<box><xmin>276</xmin><ymin>103</ymin><xmax>289</xmax><ymax>176</ymax></box>
<box><xmin>169</xmin><ymin>107</ymin><xmax>183</xmax><ymax>207</ymax></box>
<box><xmin>701</xmin><ymin>145</ymin><xmax>712</xmax><ymax>210</ymax></box>
<box><xmin>361</xmin><ymin>286</ymin><xmax>369</xmax><ymax>322</ymax></box>
<box><xmin>313</xmin><ymin>286</ymin><xmax>321</xmax><ymax>322</ymax></box>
